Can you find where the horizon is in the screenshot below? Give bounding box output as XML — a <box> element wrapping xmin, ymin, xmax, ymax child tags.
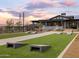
<box><xmin>0</xmin><ymin>0</ymin><xmax>79</xmax><ymax>25</ymax></box>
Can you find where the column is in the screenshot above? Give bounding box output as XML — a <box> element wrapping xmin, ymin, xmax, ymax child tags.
<box><xmin>45</xmin><ymin>22</ymin><xmax>48</xmax><ymax>26</ymax></box>
<box><xmin>63</xmin><ymin>21</ymin><xmax>66</xmax><ymax>29</ymax></box>
<box><xmin>77</xmin><ymin>21</ymin><xmax>79</xmax><ymax>29</ymax></box>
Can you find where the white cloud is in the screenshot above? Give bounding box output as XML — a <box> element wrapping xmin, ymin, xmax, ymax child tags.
<box><xmin>0</xmin><ymin>12</ymin><xmax>18</xmax><ymax>19</ymax></box>
<box><xmin>0</xmin><ymin>12</ymin><xmax>18</xmax><ymax>25</ymax></box>
<box><xmin>26</xmin><ymin>0</ymin><xmax>63</xmax><ymax>9</ymax></box>
<box><xmin>31</xmin><ymin>9</ymin><xmax>57</xmax><ymax>19</ymax></box>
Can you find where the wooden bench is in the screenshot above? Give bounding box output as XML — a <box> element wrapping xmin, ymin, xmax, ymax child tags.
<box><xmin>30</xmin><ymin>44</ymin><xmax>51</xmax><ymax>52</ymax></box>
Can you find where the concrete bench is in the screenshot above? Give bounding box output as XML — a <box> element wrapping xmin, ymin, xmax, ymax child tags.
<box><xmin>7</xmin><ymin>42</ymin><xmax>26</xmax><ymax>48</ymax></box>
<box><xmin>30</xmin><ymin>44</ymin><xmax>51</xmax><ymax>52</ymax></box>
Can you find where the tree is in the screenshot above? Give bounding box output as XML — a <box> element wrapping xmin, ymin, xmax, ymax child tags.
<box><xmin>6</xmin><ymin>19</ymin><xmax>14</xmax><ymax>32</ymax></box>
<box><xmin>36</xmin><ymin>23</ymin><xmax>43</xmax><ymax>28</ymax></box>
<box><xmin>35</xmin><ymin>23</ymin><xmax>43</xmax><ymax>32</ymax></box>
<box><xmin>15</xmin><ymin>21</ymin><xmax>22</xmax><ymax>32</ymax></box>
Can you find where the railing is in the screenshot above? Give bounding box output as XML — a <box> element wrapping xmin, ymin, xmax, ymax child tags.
<box><xmin>43</xmin><ymin>26</ymin><xmax>64</xmax><ymax>30</ymax></box>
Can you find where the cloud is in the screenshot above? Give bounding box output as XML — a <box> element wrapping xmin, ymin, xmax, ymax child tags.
<box><xmin>0</xmin><ymin>0</ymin><xmax>78</xmax><ymax>25</ymax></box>
<box><xmin>63</xmin><ymin>0</ymin><xmax>77</xmax><ymax>7</ymax></box>
<box><xmin>20</xmin><ymin>9</ymin><xmax>58</xmax><ymax>24</ymax></box>
<box><xmin>0</xmin><ymin>8</ymin><xmax>31</xmax><ymax>18</ymax></box>
<box><xmin>0</xmin><ymin>8</ymin><xmax>39</xmax><ymax>25</ymax></box>
<box><xmin>31</xmin><ymin>10</ymin><xmax>57</xmax><ymax>19</ymax></box>
<box><xmin>0</xmin><ymin>12</ymin><xmax>18</xmax><ymax>25</ymax></box>
<box><xmin>25</xmin><ymin>16</ymin><xmax>40</xmax><ymax>24</ymax></box>
<box><xmin>25</xmin><ymin>0</ymin><xmax>63</xmax><ymax>10</ymax></box>
<box><xmin>65</xmin><ymin>11</ymin><xmax>79</xmax><ymax>15</ymax></box>
<box><xmin>25</xmin><ymin>0</ymin><xmax>79</xmax><ymax>10</ymax></box>
<box><xmin>0</xmin><ymin>12</ymin><xmax>18</xmax><ymax>19</ymax></box>
<box><xmin>0</xmin><ymin>8</ymin><xmax>19</xmax><ymax>17</ymax></box>
<box><xmin>26</xmin><ymin>2</ymin><xmax>51</xmax><ymax>10</ymax></box>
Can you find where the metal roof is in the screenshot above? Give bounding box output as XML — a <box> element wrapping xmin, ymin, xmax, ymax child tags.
<box><xmin>74</xmin><ymin>15</ymin><xmax>79</xmax><ymax>19</ymax></box>
<box><xmin>32</xmin><ymin>15</ymin><xmax>79</xmax><ymax>22</ymax></box>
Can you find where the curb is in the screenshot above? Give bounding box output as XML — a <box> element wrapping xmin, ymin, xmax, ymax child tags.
<box><xmin>58</xmin><ymin>34</ymin><xmax>78</xmax><ymax>58</ymax></box>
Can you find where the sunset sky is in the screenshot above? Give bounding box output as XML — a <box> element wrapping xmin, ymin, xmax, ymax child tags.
<box><xmin>0</xmin><ymin>0</ymin><xmax>79</xmax><ymax>25</ymax></box>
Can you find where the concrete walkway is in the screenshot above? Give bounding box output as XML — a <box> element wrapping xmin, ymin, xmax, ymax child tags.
<box><xmin>0</xmin><ymin>31</ymin><xmax>61</xmax><ymax>45</ymax></box>
<box><xmin>62</xmin><ymin>34</ymin><xmax>79</xmax><ymax>58</ymax></box>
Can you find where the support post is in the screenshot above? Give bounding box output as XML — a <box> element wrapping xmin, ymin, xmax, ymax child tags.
<box><xmin>45</xmin><ymin>22</ymin><xmax>47</xmax><ymax>26</ymax></box>
<box><xmin>77</xmin><ymin>21</ymin><xmax>79</xmax><ymax>29</ymax></box>
<box><xmin>23</xmin><ymin>12</ymin><xmax>25</xmax><ymax>32</ymax></box>
<box><xmin>64</xmin><ymin>21</ymin><xmax>66</xmax><ymax>29</ymax></box>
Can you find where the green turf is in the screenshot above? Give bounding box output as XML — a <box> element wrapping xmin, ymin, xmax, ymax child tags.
<box><xmin>0</xmin><ymin>34</ymin><xmax>76</xmax><ymax>58</ymax></box>
<box><xmin>0</xmin><ymin>32</ymin><xmax>28</xmax><ymax>39</ymax></box>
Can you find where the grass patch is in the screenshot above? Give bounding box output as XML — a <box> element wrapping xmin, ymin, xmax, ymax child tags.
<box><xmin>0</xmin><ymin>32</ymin><xmax>28</xmax><ymax>39</ymax></box>
<box><xmin>0</xmin><ymin>34</ymin><xmax>76</xmax><ymax>58</ymax></box>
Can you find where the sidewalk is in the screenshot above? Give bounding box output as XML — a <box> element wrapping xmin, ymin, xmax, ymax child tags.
<box><xmin>0</xmin><ymin>31</ymin><xmax>61</xmax><ymax>45</ymax></box>
<box><xmin>62</xmin><ymin>34</ymin><xmax>79</xmax><ymax>58</ymax></box>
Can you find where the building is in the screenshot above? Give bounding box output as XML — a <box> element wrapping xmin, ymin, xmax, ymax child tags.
<box><xmin>32</xmin><ymin>13</ymin><xmax>79</xmax><ymax>31</ymax></box>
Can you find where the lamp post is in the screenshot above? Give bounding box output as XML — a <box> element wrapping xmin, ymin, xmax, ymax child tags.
<box><xmin>19</xmin><ymin>13</ymin><xmax>21</xmax><ymax>20</ymax></box>
<box><xmin>19</xmin><ymin>13</ymin><xmax>21</xmax><ymax>32</ymax></box>
<box><xmin>22</xmin><ymin>12</ymin><xmax>25</xmax><ymax>32</ymax></box>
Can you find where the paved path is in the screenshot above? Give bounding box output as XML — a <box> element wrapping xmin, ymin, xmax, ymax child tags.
<box><xmin>62</xmin><ymin>34</ymin><xmax>79</xmax><ymax>58</ymax></box>
<box><xmin>0</xmin><ymin>31</ymin><xmax>61</xmax><ymax>45</ymax></box>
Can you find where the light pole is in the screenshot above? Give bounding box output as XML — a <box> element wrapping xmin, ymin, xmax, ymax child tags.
<box><xmin>19</xmin><ymin>13</ymin><xmax>21</xmax><ymax>32</ymax></box>
<box><xmin>22</xmin><ymin>12</ymin><xmax>25</xmax><ymax>32</ymax></box>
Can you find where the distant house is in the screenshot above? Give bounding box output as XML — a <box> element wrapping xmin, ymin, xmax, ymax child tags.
<box><xmin>32</xmin><ymin>13</ymin><xmax>79</xmax><ymax>30</ymax></box>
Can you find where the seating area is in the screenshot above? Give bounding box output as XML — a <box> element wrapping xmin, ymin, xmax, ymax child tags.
<box><xmin>0</xmin><ymin>33</ymin><xmax>75</xmax><ymax>57</ymax></box>
<box><xmin>7</xmin><ymin>42</ymin><xmax>51</xmax><ymax>52</ymax></box>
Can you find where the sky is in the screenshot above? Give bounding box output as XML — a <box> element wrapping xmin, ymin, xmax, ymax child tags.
<box><xmin>0</xmin><ymin>0</ymin><xmax>79</xmax><ymax>25</ymax></box>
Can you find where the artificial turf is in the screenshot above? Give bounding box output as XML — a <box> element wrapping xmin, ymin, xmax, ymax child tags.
<box><xmin>0</xmin><ymin>32</ymin><xmax>28</xmax><ymax>39</ymax></box>
<box><xmin>0</xmin><ymin>34</ymin><xmax>76</xmax><ymax>58</ymax></box>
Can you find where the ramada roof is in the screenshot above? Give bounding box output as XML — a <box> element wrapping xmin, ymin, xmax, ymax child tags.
<box><xmin>32</xmin><ymin>15</ymin><xmax>79</xmax><ymax>22</ymax></box>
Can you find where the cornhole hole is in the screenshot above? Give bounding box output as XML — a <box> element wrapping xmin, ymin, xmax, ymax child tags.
<box><xmin>7</xmin><ymin>42</ymin><xmax>26</xmax><ymax>48</ymax></box>
<box><xmin>30</xmin><ymin>44</ymin><xmax>51</xmax><ymax>52</ymax></box>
